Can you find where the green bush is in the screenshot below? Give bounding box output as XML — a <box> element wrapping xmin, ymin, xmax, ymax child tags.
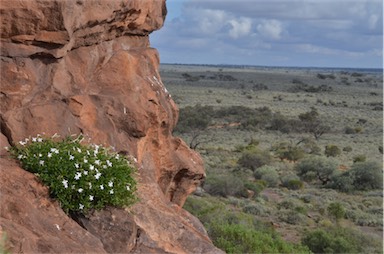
<box><xmin>295</xmin><ymin>156</ymin><xmax>338</xmax><ymax>185</ymax></box>
<box><xmin>244</xmin><ymin>180</ymin><xmax>266</xmax><ymax>197</ymax></box>
<box><xmin>209</xmin><ymin>221</ymin><xmax>310</xmax><ymax>254</ymax></box>
<box><xmin>327</xmin><ymin>202</ymin><xmax>345</xmax><ymax>222</ymax></box>
<box><xmin>324</xmin><ymin>145</ymin><xmax>341</xmax><ymax>157</ymax></box>
<box><xmin>302</xmin><ymin>226</ymin><xmax>382</xmax><ymax>254</ymax></box>
<box><xmin>331</xmin><ymin>161</ymin><xmax>382</xmax><ymax>192</ymax></box>
<box><xmin>11</xmin><ymin>135</ymin><xmax>137</xmax><ymax>214</ymax></box>
<box><xmin>253</xmin><ymin>165</ymin><xmax>279</xmax><ymax>187</ymax></box>
<box><xmin>353</xmin><ymin>154</ymin><xmax>366</xmax><ymax>163</ymax></box>
<box><xmin>203</xmin><ymin>174</ymin><xmax>247</xmax><ymax>198</ymax></box>
<box><xmin>281</xmin><ymin>175</ymin><xmax>304</xmax><ymax>190</ymax></box>
<box><xmin>238</xmin><ymin>150</ymin><xmax>272</xmax><ymax>171</ymax></box>
<box><xmin>350</xmin><ymin>161</ymin><xmax>382</xmax><ymax>190</ymax></box>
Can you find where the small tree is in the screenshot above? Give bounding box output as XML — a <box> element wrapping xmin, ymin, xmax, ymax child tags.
<box><xmin>295</xmin><ymin>156</ymin><xmax>338</xmax><ymax>185</ymax></box>
<box><xmin>298</xmin><ymin>107</ymin><xmax>330</xmax><ymax>140</ymax></box>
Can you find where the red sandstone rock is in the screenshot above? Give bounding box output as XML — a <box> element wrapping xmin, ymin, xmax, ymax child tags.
<box><xmin>0</xmin><ymin>0</ymin><xmax>223</xmax><ymax>253</ymax></box>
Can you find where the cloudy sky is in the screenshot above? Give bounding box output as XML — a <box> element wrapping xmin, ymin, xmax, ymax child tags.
<box><xmin>151</xmin><ymin>0</ymin><xmax>383</xmax><ymax>68</ymax></box>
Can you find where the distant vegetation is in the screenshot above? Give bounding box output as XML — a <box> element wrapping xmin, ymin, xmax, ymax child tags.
<box><xmin>162</xmin><ymin>66</ymin><xmax>383</xmax><ymax>253</ymax></box>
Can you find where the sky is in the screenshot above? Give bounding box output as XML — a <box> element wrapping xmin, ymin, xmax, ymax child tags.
<box><xmin>150</xmin><ymin>0</ymin><xmax>383</xmax><ymax>68</ymax></box>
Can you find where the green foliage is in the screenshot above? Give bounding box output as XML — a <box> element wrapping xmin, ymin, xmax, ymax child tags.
<box><xmin>302</xmin><ymin>226</ymin><xmax>382</xmax><ymax>254</ymax></box>
<box><xmin>238</xmin><ymin>149</ymin><xmax>272</xmax><ymax>171</ymax></box>
<box><xmin>253</xmin><ymin>165</ymin><xmax>279</xmax><ymax>187</ymax></box>
<box><xmin>295</xmin><ymin>156</ymin><xmax>338</xmax><ymax>185</ymax></box>
<box><xmin>10</xmin><ymin>135</ymin><xmax>137</xmax><ymax>214</ymax></box>
<box><xmin>350</xmin><ymin>161</ymin><xmax>383</xmax><ymax>190</ymax></box>
<box><xmin>272</xmin><ymin>142</ymin><xmax>305</xmax><ymax>162</ymax></box>
<box><xmin>353</xmin><ymin>154</ymin><xmax>366</xmax><ymax>163</ymax></box>
<box><xmin>331</xmin><ymin>161</ymin><xmax>383</xmax><ymax>192</ymax></box>
<box><xmin>343</xmin><ymin>146</ymin><xmax>353</xmax><ymax>152</ymax></box>
<box><xmin>203</xmin><ymin>174</ymin><xmax>247</xmax><ymax>198</ymax></box>
<box><xmin>210</xmin><ymin>222</ymin><xmax>310</xmax><ymax>253</ymax></box>
<box><xmin>281</xmin><ymin>175</ymin><xmax>304</xmax><ymax>190</ymax></box>
<box><xmin>183</xmin><ymin>196</ymin><xmax>310</xmax><ymax>254</ymax></box>
<box><xmin>327</xmin><ymin>202</ymin><xmax>345</xmax><ymax>222</ymax></box>
<box><xmin>244</xmin><ymin>180</ymin><xmax>266</xmax><ymax>197</ymax></box>
<box><xmin>175</xmin><ymin>104</ymin><xmax>213</xmax><ymax>133</ymax></box>
<box><xmin>324</xmin><ymin>144</ymin><xmax>341</xmax><ymax>157</ymax></box>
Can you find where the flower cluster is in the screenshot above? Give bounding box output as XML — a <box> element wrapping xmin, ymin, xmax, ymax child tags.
<box><xmin>10</xmin><ymin>134</ymin><xmax>138</xmax><ymax>214</ymax></box>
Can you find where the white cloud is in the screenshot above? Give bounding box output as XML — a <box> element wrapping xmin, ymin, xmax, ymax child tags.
<box><xmin>257</xmin><ymin>19</ymin><xmax>283</xmax><ymax>40</ymax></box>
<box><xmin>228</xmin><ymin>17</ymin><xmax>252</xmax><ymax>39</ymax></box>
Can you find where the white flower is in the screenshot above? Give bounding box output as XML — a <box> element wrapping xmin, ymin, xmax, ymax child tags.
<box><xmin>95</xmin><ymin>160</ymin><xmax>101</xmax><ymax>165</ymax></box>
<box><xmin>3</xmin><ymin>146</ymin><xmax>9</xmax><ymax>151</ymax></box>
<box><xmin>74</xmin><ymin>172</ymin><xmax>82</xmax><ymax>180</ymax></box>
<box><xmin>19</xmin><ymin>141</ymin><xmax>26</xmax><ymax>146</ymax></box>
<box><xmin>126</xmin><ymin>185</ymin><xmax>130</xmax><ymax>191</ymax></box>
<box><xmin>95</xmin><ymin>172</ymin><xmax>101</xmax><ymax>180</ymax></box>
<box><xmin>39</xmin><ymin>153</ymin><xmax>42</xmax><ymax>157</ymax></box>
<box><xmin>50</xmin><ymin>148</ymin><xmax>59</xmax><ymax>154</ymax></box>
<box><xmin>39</xmin><ymin>160</ymin><xmax>45</xmax><ymax>166</ymax></box>
<box><xmin>84</xmin><ymin>158</ymin><xmax>88</xmax><ymax>164</ymax></box>
<box><xmin>102</xmin><ymin>165</ymin><xmax>107</xmax><ymax>169</ymax></box>
<box><xmin>77</xmin><ymin>148</ymin><xmax>81</xmax><ymax>153</ymax></box>
<box><xmin>108</xmin><ymin>181</ymin><xmax>113</xmax><ymax>187</ymax></box>
<box><xmin>83</xmin><ymin>170</ymin><xmax>88</xmax><ymax>175</ymax></box>
<box><xmin>47</xmin><ymin>152</ymin><xmax>52</xmax><ymax>158</ymax></box>
<box><xmin>100</xmin><ymin>184</ymin><xmax>104</xmax><ymax>190</ymax></box>
<box><xmin>88</xmin><ymin>182</ymin><xmax>92</xmax><ymax>189</ymax></box>
<box><xmin>62</xmin><ymin>179</ymin><xmax>68</xmax><ymax>188</ymax></box>
<box><xmin>89</xmin><ymin>164</ymin><xmax>95</xmax><ymax>171</ymax></box>
<box><xmin>79</xmin><ymin>204</ymin><xmax>84</xmax><ymax>210</ymax></box>
<box><xmin>37</xmin><ymin>137</ymin><xmax>43</xmax><ymax>142</ymax></box>
<box><xmin>69</xmin><ymin>154</ymin><xmax>74</xmax><ymax>160</ymax></box>
<box><xmin>115</xmin><ymin>154</ymin><xmax>120</xmax><ymax>159</ymax></box>
<box><xmin>75</xmin><ymin>163</ymin><xmax>79</xmax><ymax>169</ymax></box>
<box><xmin>89</xmin><ymin>195</ymin><xmax>94</xmax><ymax>201</ymax></box>
<box><xmin>17</xmin><ymin>154</ymin><xmax>23</xmax><ymax>160</ymax></box>
<box><xmin>32</xmin><ymin>137</ymin><xmax>37</xmax><ymax>142</ymax></box>
<box><xmin>86</xmin><ymin>150</ymin><xmax>90</xmax><ymax>156</ymax></box>
<box><xmin>109</xmin><ymin>189</ymin><xmax>114</xmax><ymax>194</ymax></box>
<box><xmin>78</xmin><ymin>188</ymin><xmax>83</xmax><ymax>193</ymax></box>
<box><xmin>106</xmin><ymin>160</ymin><xmax>112</xmax><ymax>167</ymax></box>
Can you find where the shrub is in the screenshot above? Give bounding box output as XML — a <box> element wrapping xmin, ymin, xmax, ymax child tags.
<box><xmin>238</xmin><ymin>150</ymin><xmax>272</xmax><ymax>171</ymax></box>
<box><xmin>324</xmin><ymin>144</ymin><xmax>341</xmax><ymax>157</ymax></box>
<box><xmin>353</xmin><ymin>154</ymin><xmax>366</xmax><ymax>163</ymax></box>
<box><xmin>343</xmin><ymin>146</ymin><xmax>353</xmax><ymax>152</ymax></box>
<box><xmin>327</xmin><ymin>202</ymin><xmax>345</xmax><ymax>222</ymax></box>
<box><xmin>295</xmin><ymin>156</ymin><xmax>338</xmax><ymax>185</ymax></box>
<box><xmin>281</xmin><ymin>175</ymin><xmax>304</xmax><ymax>190</ymax></box>
<box><xmin>331</xmin><ymin>161</ymin><xmax>383</xmax><ymax>192</ymax></box>
<box><xmin>209</xmin><ymin>222</ymin><xmax>310</xmax><ymax>254</ymax></box>
<box><xmin>244</xmin><ymin>180</ymin><xmax>266</xmax><ymax>197</ymax></box>
<box><xmin>302</xmin><ymin>226</ymin><xmax>382</xmax><ymax>254</ymax></box>
<box><xmin>10</xmin><ymin>135</ymin><xmax>137</xmax><ymax>214</ymax></box>
<box><xmin>273</xmin><ymin>142</ymin><xmax>305</xmax><ymax>162</ymax></box>
<box><xmin>203</xmin><ymin>174</ymin><xmax>246</xmax><ymax>198</ymax></box>
<box><xmin>253</xmin><ymin>165</ymin><xmax>279</xmax><ymax>187</ymax></box>
<box><xmin>350</xmin><ymin>161</ymin><xmax>383</xmax><ymax>191</ymax></box>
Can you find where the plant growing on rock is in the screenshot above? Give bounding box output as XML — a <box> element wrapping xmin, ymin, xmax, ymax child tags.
<box><xmin>10</xmin><ymin>134</ymin><xmax>138</xmax><ymax>215</ymax></box>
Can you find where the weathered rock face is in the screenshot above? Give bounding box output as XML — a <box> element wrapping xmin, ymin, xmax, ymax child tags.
<box><xmin>0</xmin><ymin>0</ymin><xmax>222</xmax><ymax>253</ymax></box>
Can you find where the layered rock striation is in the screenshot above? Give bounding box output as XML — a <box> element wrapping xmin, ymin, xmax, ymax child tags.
<box><xmin>0</xmin><ymin>1</ymin><xmax>221</xmax><ymax>253</ymax></box>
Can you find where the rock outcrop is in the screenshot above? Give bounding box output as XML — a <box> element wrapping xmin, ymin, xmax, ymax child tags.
<box><xmin>0</xmin><ymin>0</ymin><xmax>222</xmax><ymax>253</ymax></box>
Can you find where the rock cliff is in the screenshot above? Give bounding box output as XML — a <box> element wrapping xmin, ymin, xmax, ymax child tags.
<box><xmin>0</xmin><ymin>1</ymin><xmax>222</xmax><ymax>253</ymax></box>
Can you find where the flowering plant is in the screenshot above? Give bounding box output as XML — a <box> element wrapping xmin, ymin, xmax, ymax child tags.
<box><xmin>10</xmin><ymin>134</ymin><xmax>138</xmax><ymax>214</ymax></box>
